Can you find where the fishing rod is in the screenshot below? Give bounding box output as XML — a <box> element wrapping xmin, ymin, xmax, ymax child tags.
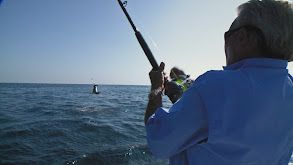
<box><xmin>117</xmin><ymin>0</ymin><xmax>159</xmax><ymax>71</ymax></box>
<box><xmin>117</xmin><ymin>0</ymin><xmax>193</xmax><ymax>103</ymax></box>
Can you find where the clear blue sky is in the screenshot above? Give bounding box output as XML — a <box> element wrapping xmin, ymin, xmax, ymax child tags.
<box><xmin>0</xmin><ymin>0</ymin><xmax>292</xmax><ymax>85</ymax></box>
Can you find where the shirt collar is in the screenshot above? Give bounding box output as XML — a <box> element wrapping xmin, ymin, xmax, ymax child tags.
<box><xmin>223</xmin><ymin>58</ymin><xmax>288</xmax><ymax>70</ymax></box>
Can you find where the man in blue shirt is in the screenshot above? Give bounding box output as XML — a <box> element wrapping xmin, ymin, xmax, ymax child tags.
<box><xmin>144</xmin><ymin>0</ymin><xmax>293</xmax><ymax>164</ymax></box>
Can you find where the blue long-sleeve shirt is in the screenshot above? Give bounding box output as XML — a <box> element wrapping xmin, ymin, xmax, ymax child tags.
<box><xmin>146</xmin><ymin>58</ymin><xmax>293</xmax><ymax>165</ymax></box>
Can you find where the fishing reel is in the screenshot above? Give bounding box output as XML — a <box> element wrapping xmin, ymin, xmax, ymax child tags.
<box><xmin>164</xmin><ymin>75</ymin><xmax>192</xmax><ymax>104</ymax></box>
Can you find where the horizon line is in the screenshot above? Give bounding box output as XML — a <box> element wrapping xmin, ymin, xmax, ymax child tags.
<box><xmin>0</xmin><ymin>81</ymin><xmax>150</xmax><ymax>86</ymax></box>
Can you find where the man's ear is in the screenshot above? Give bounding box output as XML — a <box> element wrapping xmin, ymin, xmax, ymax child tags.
<box><xmin>237</xmin><ymin>28</ymin><xmax>249</xmax><ymax>46</ymax></box>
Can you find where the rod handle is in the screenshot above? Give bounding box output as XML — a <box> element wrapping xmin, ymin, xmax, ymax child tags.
<box><xmin>135</xmin><ymin>31</ymin><xmax>159</xmax><ymax>71</ymax></box>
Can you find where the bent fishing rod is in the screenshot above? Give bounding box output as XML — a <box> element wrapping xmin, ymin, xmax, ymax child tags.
<box><xmin>117</xmin><ymin>0</ymin><xmax>159</xmax><ymax>71</ymax></box>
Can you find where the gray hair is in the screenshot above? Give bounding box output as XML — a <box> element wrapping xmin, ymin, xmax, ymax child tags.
<box><xmin>237</xmin><ymin>0</ymin><xmax>293</xmax><ymax>61</ymax></box>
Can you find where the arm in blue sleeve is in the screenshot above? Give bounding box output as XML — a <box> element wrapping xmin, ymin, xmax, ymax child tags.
<box><xmin>146</xmin><ymin>85</ymin><xmax>208</xmax><ymax>159</ymax></box>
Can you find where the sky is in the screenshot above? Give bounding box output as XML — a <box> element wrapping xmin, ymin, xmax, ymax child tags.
<box><xmin>0</xmin><ymin>0</ymin><xmax>292</xmax><ymax>85</ymax></box>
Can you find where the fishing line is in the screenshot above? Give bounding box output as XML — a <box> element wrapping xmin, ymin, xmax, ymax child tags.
<box><xmin>124</xmin><ymin>1</ymin><xmax>161</xmax><ymax>53</ymax></box>
<box><xmin>129</xmin><ymin>3</ymin><xmax>181</xmax><ymax>72</ymax></box>
<box><xmin>91</xmin><ymin>78</ymin><xmax>95</xmax><ymax>85</ymax></box>
<box><xmin>117</xmin><ymin>0</ymin><xmax>159</xmax><ymax>70</ymax></box>
<box><xmin>171</xmin><ymin>69</ymin><xmax>179</xmax><ymax>80</ymax></box>
<box><xmin>145</xmin><ymin>31</ymin><xmax>160</xmax><ymax>51</ymax></box>
<box><xmin>123</xmin><ymin>1</ymin><xmax>177</xmax><ymax>74</ymax></box>
<box><xmin>117</xmin><ymin>0</ymin><xmax>192</xmax><ymax>103</ymax></box>
<box><xmin>122</xmin><ymin>2</ymin><xmax>171</xmax><ymax>70</ymax></box>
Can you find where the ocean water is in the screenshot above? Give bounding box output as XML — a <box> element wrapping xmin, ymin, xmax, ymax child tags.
<box><xmin>0</xmin><ymin>83</ymin><xmax>292</xmax><ymax>165</ymax></box>
<box><xmin>0</xmin><ymin>83</ymin><xmax>171</xmax><ymax>165</ymax></box>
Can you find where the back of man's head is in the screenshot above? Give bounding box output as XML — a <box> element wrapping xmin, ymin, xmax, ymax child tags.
<box><xmin>237</xmin><ymin>0</ymin><xmax>293</xmax><ymax>61</ymax></box>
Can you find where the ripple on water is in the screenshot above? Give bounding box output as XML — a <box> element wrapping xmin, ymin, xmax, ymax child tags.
<box><xmin>66</xmin><ymin>144</ymin><xmax>168</xmax><ymax>165</ymax></box>
<box><xmin>0</xmin><ymin>84</ymin><xmax>169</xmax><ymax>165</ymax></box>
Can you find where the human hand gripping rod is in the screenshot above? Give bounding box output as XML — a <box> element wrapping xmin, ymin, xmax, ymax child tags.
<box><xmin>117</xmin><ymin>0</ymin><xmax>159</xmax><ymax>71</ymax></box>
